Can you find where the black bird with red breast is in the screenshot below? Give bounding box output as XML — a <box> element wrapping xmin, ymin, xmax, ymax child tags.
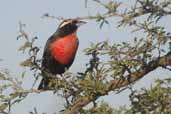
<box><xmin>38</xmin><ymin>19</ymin><xmax>86</xmax><ymax>90</ymax></box>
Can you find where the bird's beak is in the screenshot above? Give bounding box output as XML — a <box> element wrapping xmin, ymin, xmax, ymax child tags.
<box><xmin>76</xmin><ymin>20</ymin><xmax>87</xmax><ymax>27</ymax></box>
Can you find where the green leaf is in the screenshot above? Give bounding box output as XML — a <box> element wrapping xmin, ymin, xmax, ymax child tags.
<box><xmin>0</xmin><ymin>95</ymin><xmax>5</xmax><ymax>99</ymax></box>
<box><xmin>0</xmin><ymin>103</ymin><xmax>8</xmax><ymax>111</ymax></box>
<box><xmin>20</xmin><ymin>58</ymin><xmax>32</xmax><ymax>67</ymax></box>
<box><xmin>10</xmin><ymin>92</ymin><xmax>20</xmax><ymax>99</ymax></box>
<box><xmin>18</xmin><ymin>41</ymin><xmax>32</xmax><ymax>52</ymax></box>
<box><xmin>0</xmin><ymin>72</ymin><xmax>6</xmax><ymax>80</ymax></box>
<box><xmin>21</xmin><ymin>71</ymin><xmax>26</xmax><ymax>79</ymax></box>
<box><xmin>29</xmin><ymin>107</ymin><xmax>39</xmax><ymax>114</ymax></box>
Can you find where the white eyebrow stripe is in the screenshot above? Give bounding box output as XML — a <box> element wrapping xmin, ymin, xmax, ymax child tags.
<box><xmin>59</xmin><ymin>20</ymin><xmax>72</xmax><ymax>28</ymax></box>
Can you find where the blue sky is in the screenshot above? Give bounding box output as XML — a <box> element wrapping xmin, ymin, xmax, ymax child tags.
<box><xmin>0</xmin><ymin>0</ymin><xmax>171</xmax><ymax>114</ymax></box>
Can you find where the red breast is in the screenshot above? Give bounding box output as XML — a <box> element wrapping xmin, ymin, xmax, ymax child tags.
<box><xmin>50</xmin><ymin>33</ymin><xmax>79</xmax><ymax>64</ymax></box>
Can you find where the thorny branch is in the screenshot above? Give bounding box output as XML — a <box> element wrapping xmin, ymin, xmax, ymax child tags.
<box><xmin>61</xmin><ymin>54</ymin><xmax>171</xmax><ymax>114</ymax></box>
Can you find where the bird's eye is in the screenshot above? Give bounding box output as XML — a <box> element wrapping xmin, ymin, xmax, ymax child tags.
<box><xmin>72</xmin><ymin>20</ymin><xmax>78</xmax><ymax>24</ymax></box>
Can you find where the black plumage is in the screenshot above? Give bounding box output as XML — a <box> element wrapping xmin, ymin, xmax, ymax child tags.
<box><xmin>38</xmin><ymin>19</ymin><xmax>85</xmax><ymax>90</ymax></box>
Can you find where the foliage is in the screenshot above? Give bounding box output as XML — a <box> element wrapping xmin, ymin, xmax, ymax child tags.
<box><xmin>1</xmin><ymin>0</ymin><xmax>171</xmax><ymax>114</ymax></box>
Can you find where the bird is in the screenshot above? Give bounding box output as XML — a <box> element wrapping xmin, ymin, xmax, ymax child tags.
<box><xmin>38</xmin><ymin>19</ymin><xmax>86</xmax><ymax>90</ymax></box>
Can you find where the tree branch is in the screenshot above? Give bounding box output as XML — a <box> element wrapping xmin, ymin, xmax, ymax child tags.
<box><xmin>61</xmin><ymin>54</ymin><xmax>171</xmax><ymax>114</ymax></box>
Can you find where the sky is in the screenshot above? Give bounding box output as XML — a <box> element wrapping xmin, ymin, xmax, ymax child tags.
<box><xmin>0</xmin><ymin>0</ymin><xmax>171</xmax><ymax>114</ymax></box>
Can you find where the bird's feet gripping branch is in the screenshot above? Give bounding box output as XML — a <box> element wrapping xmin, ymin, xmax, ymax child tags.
<box><xmin>38</xmin><ymin>19</ymin><xmax>86</xmax><ymax>90</ymax></box>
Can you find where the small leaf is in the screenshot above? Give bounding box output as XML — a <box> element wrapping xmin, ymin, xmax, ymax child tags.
<box><xmin>0</xmin><ymin>103</ymin><xmax>8</xmax><ymax>111</ymax></box>
<box><xmin>29</xmin><ymin>108</ymin><xmax>39</xmax><ymax>114</ymax></box>
<box><xmin>100</xmin><ymin>20</ymin><xmax>105</xmax><ymax>29</ymax></box>
<box><xmin>0</xmin><ymin>95</ymin><xmax>5</xmax><ymax>99</ymax></box>
<box><xmin>20</xmin><ymin>58</ymin><xmax>32</xmax><ymax>67</ymax></box>
<box><xmin>96</xmin><ymin>13</ymin><xmax>103</xmax><ymax>22</ymax></box>
<box><xmin>0</xmin><ymin>72</ymin><xmax>6</xmax><ymax>80</ymax></box>
<box><xmin>18</xmin><ymin>41</ymin><xmax>32</xmax><ymax>52</ymax></box>
<box><xmin>21</xmin><ymin>71</ymin><xmax>26</xmax><ymax>79</ymax></box>
<box><xmin>10</xmin><ymin>92</ymin><xmax>20</xmax><ymax>99</ymax></box>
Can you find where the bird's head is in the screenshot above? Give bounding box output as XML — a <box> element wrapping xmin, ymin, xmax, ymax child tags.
<box><xmin>56</xmin><ymin>19</ymin><xmax>86</xmax><ymax>37</ymax></box>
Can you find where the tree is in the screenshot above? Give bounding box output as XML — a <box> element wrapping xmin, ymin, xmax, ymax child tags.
<box><xmin>1</xmin><ymin>0</ymin><xmax>171</xmax><ymax>114</ymax></box>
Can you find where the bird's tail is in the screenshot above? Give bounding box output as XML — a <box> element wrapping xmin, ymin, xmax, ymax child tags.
<box><xmin>38</xmin><ymin>71</ymin><xmax>58</xmax><ymax>90</ymax></box>
<box><xmin>38</xmin><ymin>78</ymin><xmax>49</xmax><ymax>90</ymax></box>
